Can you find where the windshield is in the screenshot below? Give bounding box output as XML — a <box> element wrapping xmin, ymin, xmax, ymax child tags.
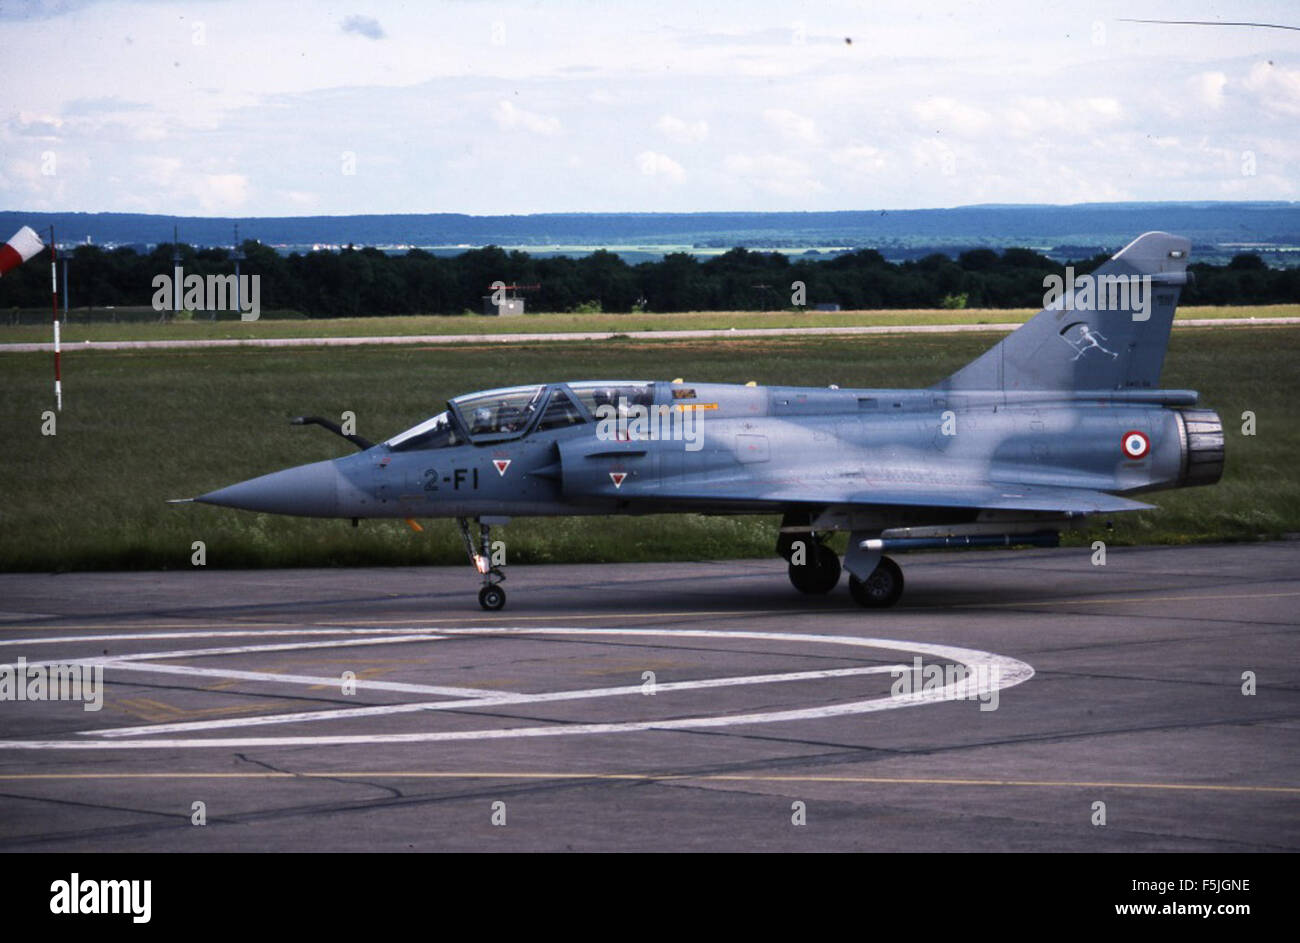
<box><xmin>451</xmin><ymin>385</ymin><xmax>547</xmax><ymax>439</ymax></box>
<box><xmin>385</xmin><ymin>410</ymin><xmax>464</xmax><ymax>452</ymax></box>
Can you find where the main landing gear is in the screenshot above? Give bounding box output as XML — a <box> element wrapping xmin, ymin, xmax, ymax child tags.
<box><xmin>779</xmin><ymin>532</ymin><xmax>841</xmax><ymax>594</ymax></box>
<box><xmin>777</xmin><ymin>528</ymin><xmax>904</xmax><ymax>609</ymax></box>
<box><xmin>458</xmin><ymin>517</ymin><xmax>506</xmax><ymax>610</ymax></box>
<box><xmin>847</xmin><ymin>555</ymin><xmax>904</xmax><ymax>609</ymax></box>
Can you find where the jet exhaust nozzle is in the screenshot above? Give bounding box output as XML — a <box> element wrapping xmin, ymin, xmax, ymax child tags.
<box><xmin>1173</xmin><ymin>408</ymin><xmax>1225</xmax><ymax>488</ymax></box>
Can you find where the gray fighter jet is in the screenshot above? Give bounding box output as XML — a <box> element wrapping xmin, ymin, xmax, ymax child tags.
<box><xmin>188</xmin><ymin>232</ymin><xmax>1224</xmax><ymax>610</ymax></box>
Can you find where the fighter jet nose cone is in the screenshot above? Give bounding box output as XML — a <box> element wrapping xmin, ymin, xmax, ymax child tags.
<box><xmin>197</xmin><ymin>459</ymin><xmax>340</xmax><ymax>517</ymax></box>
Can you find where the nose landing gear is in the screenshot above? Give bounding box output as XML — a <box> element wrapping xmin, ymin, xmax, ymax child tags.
<box><xmin>458</xmin><ymin>517</ymin><xmax>507</xmax><ymax>610</ymax></box>
<box><xmin>477</xmin><ymin>584</ymin><xmax>506</xmax><ymax>611</ymax></box>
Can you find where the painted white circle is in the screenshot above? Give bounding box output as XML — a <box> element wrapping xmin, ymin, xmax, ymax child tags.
<box><xmin>1122</xmin><ymin>430</ymin><xmax>1149</xmax><ymax>459</ymax></box>
<box><xmin>0</xmin><ymin>627</ymin><xmax>1035</xmax><ymax>750</ymax></box>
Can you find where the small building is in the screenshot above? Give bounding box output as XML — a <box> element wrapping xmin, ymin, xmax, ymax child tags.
<box><xmin>482</xmin><ymin>295</ymin><xmax>525</xmax><ymax>316</ymax></box>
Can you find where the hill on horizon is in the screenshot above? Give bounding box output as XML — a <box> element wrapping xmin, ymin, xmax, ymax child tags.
<box><xmin>3</xmin><ymin>201</ymin><xmax>1297</xmax><ymax>266</ymax></box>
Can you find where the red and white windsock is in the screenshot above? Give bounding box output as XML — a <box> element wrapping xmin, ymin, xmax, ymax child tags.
<box><xmin>0</xmin><ymin>226</ymin><xmax>45</xmax><ymax>276</ymax></box>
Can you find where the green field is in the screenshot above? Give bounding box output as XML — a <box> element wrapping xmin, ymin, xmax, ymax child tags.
<box><xmin>1</xmin><ymin>304</ymin><xmax>1295</xmax><ymax>345</ymax></box>
<box><xmin>2</xmin><ymin>326</ymin><xmax>1297</xmax><ymax>572</ymax></box>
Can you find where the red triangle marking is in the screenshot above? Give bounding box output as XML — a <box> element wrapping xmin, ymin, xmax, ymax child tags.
<box><xmin>609</xmin><ymin>472</ymin><xmax>627</xmax><ymax>488</ymax></box>
<box><xmin>493</xmin><ymin>459</ymin><xmax>511</xmax><ymax>476</ymax></box>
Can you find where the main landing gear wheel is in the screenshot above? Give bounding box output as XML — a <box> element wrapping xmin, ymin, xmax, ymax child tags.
<box><xmin>848</xmin><ymin>555</ymin><xmax>904</xmax><ymax>608</ymax></box>
<box><xmin>478</xmin><ymin>584</ymin><xmax>506</xmax><ymax>611</ymax></box>
<box><xmin>787</xmin><ymin>540</ymin><xmax>841</xmax><ymax>594</ymax></box>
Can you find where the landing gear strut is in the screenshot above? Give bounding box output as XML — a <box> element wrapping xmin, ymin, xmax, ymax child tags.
<box><xmin>458</xmin><ymin>517</ymin><xmax>506</xmax><ymax>610</ymax></box>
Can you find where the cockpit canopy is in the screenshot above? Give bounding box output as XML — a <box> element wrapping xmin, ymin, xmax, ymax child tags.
<box><xmin>383</xmin><ymin>381</ymin><xmax>653</xmax><ymax>452</ymax></box>
<box><xmin>384</xmin><ymin>410</ymin><xmax>463</xmax><ymax>452</ymax></box>
<box><xmin>452</xmin><ymin>384</ymin><xmax>547</xmax><ymax>438</ymax></box>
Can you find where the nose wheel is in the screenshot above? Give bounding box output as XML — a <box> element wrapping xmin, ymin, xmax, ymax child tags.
<box><xmin>458</xmin><ymin>517</ymin><xmax>508</xmax><ymax>610</ymax></box>
<box><xmin>477</xmin><ymin>584</ymin><xmax>506</xmax><ymax>611</ymax></box>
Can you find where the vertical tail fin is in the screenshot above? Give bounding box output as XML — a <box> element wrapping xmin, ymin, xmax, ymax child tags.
<box><xmin>935</xmin><ymin>231</ymin><xmax>1192</xmax><ymax>392</ymax></box>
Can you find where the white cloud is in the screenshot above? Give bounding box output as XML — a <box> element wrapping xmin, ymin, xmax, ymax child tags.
<box><xmin>912</xmin><ymin>96</ymin><xmax>992</xmax><ymax>135</ymax></box>
<box><xmin>656</xmin><ymin>114</ymin><xmax>708</xmax><ymax>145</ymax></box>
<box><xmin>1193</xmin><ymin>72</ymin><xmax>1228</xmax><ymax>110</ymax></box>
<box><xmin>762</xmin><ymin>108</ymin><xmax>819</xmax><ymax>145</ymax></box>
<box><xmin>1242</xmin><ymin>61</ymin><xmax>1300</xmax><ymax>117</ymax></box>
<box><xmin>279</xmin><ymin>189</ymin><xmax>320</xmax><ymax>209</ymax></box>
<box><xmin>1000</xmin><ymin>96</ymin><xmax>1125</xmax><ymax>139</ymax></box>
<box><xmin>908</xmin><ymin>138</ymin><xmax>960</xmax><ymax>178</ymax></box>
<box><xmin>724</xmin><ymin>152</ymin><xmax>823</xmax><ymax>198</ymax></box>
<box><xmin>830</xmin><ymin>145</ymin><xmax>886</xmax><ymax>174</ymax></box>
<box><xmin>1084</xmin><ymin>97</ymin><xmax>1122</xmax><ymax>120</ymax></box>
<box><xmin>196</xmin><ymin>173</ymin><xmax>250</xmax><ymax>212</ymax></box>
<box><xmin>0</xmin><ymin>0</ymin><xmax>1296</xmax><ymax>213</ymax></box>
<box><xmin>636</xmin><ymin>150</ymin><xmax>685</xmax><ymax>184</ymax></box>
<box><xmin>1002</xmin><ymin>97</ymin><xmax>1070</xmax><ymax>137</ymax></box>
<box><xmin>10</xmin><ymin>111</ymin><xmax>64</xmax><ymax>138</ymax></box>
<box><xmin>492</xmin><ymin>100</ymin><xmax>561</xmax><ymax>136</ymax></box>
<box><xmin>137</xmin><ymin>155</ymin><xmax>185</xmax><ymax>186</ymax></box>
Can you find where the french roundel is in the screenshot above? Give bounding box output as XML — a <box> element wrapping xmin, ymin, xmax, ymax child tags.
<box><xmin>1121</xmin><ymin>430</ymin><xmax>1150</xmax><ymax>459</ymax></box>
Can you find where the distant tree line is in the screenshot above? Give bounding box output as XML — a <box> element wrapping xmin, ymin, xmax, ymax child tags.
<box><xmin>2</xmin><ymin>241</ymin><xmax>1295</xmax><ymax>317</ymax></box>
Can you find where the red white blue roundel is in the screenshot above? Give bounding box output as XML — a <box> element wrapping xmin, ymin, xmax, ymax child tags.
<box><xmin>1122</xmin><ymin>430</ymin><xmax>1150</xmax><ymax>459</ymax></box>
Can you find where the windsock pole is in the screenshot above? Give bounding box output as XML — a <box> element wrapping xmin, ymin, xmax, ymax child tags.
<box><xmin>0</xmin><ymin>225</ymin><xmax>51</xmax><ymax>405</ymax></box>
<box><xmin>50</xmin><ymin>226</ymin><xmax>62</xmax><ymax>411</ymax></box>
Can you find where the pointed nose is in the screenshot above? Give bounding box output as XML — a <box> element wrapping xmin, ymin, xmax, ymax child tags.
<box><xmin>197</xmin><ymin>459</ymin><xmax>340</xmax><ymax>517</ymax></box>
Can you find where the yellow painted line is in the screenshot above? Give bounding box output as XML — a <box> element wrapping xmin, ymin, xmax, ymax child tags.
<box><xmin>0</xmin><ymin>611</ymin><xmax>795</xmax><ymax>632</ymax></box>
<box><xmin>692</xmin><ymin>775</ymin><xmax>1300</xmax><ymax>794</ymax></box>
<box><xmin>954</xmin><ymin>590</ymin><xmax>1300</xmax><ymax>609</ymax></box>
<box><xmin>320</xmin><ymin>610</ymin><xmax>794</xmax><ymax>626</ymax></box>
<box><xmin>0</xmin><ymin>771</ymin><xmax>1294</xmax><ymax>794</ymax></box>
<box><xmin>113</xmin><ymin>696</ymin><xmax>291</xmax><ymax>723</ymax></box>
<box><xmin>0</xmin><ymin>621</ymin><xmax>300</xmax><ymax>632</ymax></box>
<box><xmin>6</xmin><ymin>590</ymin><xmax>1295</xmax><ymax>633</ymax></box>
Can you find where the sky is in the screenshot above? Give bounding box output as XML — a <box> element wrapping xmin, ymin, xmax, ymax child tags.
<box><xmin>1</xmin><ymin>0</ymin><xmax>1298</xmax><ymax>215</ymax></box>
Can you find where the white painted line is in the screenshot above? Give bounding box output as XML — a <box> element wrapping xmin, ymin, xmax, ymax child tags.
<box><xmin>86</xmin><ymin>664</ymin><xmax>911</xmax><ymax>737</ymax></box>
<box><xmin>1</xmin><ymin>633</ymin><xmax>454</xmax><ymax>668</ymax></box>
<box><xmin>0</xmin><ymin>627</ymin><xmax>449</xmax><ymax>648</ymax></box>
<box><xmin>106</xmin><ymin>634</ymin><xmax>450</xmax><ymax>662</ymax></box>
<box><xmin>0</xmin><ymin>629</ymin><xmax>500</xmax><ymax>700</ymax></box>
<box><xmin>0</xmin><ymin>627</ymin><xmax>1034</xmax><ymax>750</ymax></box>
<box><xmin>96</xmin><ymin>661</ymin><xmax>496</xmax><ymax>701</ymax></box>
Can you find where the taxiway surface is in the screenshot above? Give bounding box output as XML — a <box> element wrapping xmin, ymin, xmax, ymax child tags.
<box><xmin>0</xmin><ymin>542</ymin><xmax>1296</xmax><ymax>852</ymax></box>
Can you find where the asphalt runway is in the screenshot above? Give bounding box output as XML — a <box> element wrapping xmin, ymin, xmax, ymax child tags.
<box><xmin>0</xmin><ymin>541</ymin><xmax>1296</xmax><ymax>852</ymax></box>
